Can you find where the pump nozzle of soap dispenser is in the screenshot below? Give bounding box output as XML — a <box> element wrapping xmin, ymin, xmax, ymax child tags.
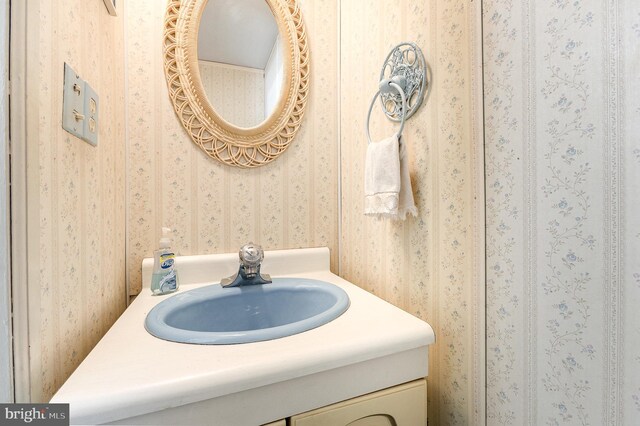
<box><xmin>160</xmin><ymin>227</ymin><xmax>172</xmax><ymax>248</ymax></box>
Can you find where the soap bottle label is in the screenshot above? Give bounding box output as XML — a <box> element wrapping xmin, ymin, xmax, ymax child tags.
<box><xmin>159</xmin><ymin>253</ymin><xmax>175</xmax><ymax>270</ymax></box>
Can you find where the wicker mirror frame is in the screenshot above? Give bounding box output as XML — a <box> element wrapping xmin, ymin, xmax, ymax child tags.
<box><xmin>163</xmin><ymin>0</ymin><xmax>309</xmax><ymax>168</ymax></box>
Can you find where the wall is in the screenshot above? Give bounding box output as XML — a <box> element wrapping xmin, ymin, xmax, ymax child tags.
<box><xmin>0</xmin><ymin>0</ymin><xmax>11</xmax><ymax>403</ymax></box>
<box><xmin>198</xmin><ymin>61</ymin><xmax>265</xmax><ymax>128</ymax></box>
<box><xmin>339</xmin><ymin>1</ymin><xmax>485</xmax><ymax>424</ymax></box>
<box><xmin>484</xmin><ymin>0</ymin><xmax>640</xmax><ymax>424</ymax></box>
<box><xmin>125</xmin><ymin>0</ymin><xmax>339</xmax><ymax>295</ymax></box>
<box><xmin>13</xmin><ymin>0</ymin><xmax>127</xmax><ymax>403</ymax></box>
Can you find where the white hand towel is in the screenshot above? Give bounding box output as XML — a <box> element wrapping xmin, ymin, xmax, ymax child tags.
<box><xmin>364</xmin><ymin>134</ymin><xmax>417</xmax><ymax>220</ymax></box>
<box><xmin>397</xmin><ymin>137</ymin><xmax>418</xmax><ymax>219</ymax></box>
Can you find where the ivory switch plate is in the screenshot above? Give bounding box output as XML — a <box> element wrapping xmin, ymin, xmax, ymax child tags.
<box><xmin>62</xmin><ymin>63</ymin><xmax>99</xmax><ymax>146</ymax></box>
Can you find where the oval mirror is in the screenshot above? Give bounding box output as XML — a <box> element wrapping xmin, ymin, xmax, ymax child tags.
<box><xmin>163</xmin><ymin>0</ymin><xmax>310</xmax><ymax>168</ymax></box>
<box><xmin>197</xmin><ymin>0</ymin><xmax>284</xmax><ymax>129</ymax></box>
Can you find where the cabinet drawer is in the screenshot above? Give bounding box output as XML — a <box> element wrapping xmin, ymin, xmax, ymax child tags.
<box><xmin>290</xmin><ymin>379</ymin><xmax>427</xmax><ymax>426</ymax></box>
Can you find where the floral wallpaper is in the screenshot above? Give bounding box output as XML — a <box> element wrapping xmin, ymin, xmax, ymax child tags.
<box><xmin>125</xmin><ymin>0</ymin><xmax>339</xmax><ymax>295</ymax></box>
<box><xmin>484</xmin><ymin>0</ymin><xmax>640</xmax><ymax>424</ymax></box>
<box><xmin>24</xmin><ymin>0</ymin><xmax>127</xmax><ymax>402</ymax></box>
<box><xmin>339</xmin><ymin>0</ymin><xmax>485</xmax><ymax>424</ymax></box>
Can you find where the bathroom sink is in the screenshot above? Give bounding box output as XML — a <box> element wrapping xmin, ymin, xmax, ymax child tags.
<box><xmin>144</xmin><ymin>278</ymin><xmax>350</xmax><ymax>344</ymax></box>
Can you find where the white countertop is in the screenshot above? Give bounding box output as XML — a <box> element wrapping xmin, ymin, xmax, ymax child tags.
<box><xmin>51</xmin><ymin>248</ymin><xmax>435</xmax><ymax>425</ymax></box>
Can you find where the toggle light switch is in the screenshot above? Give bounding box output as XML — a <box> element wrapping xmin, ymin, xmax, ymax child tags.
<box><xmin>62</xmin><ymin>63</ymin><xmax>85</xmax><ymax>140</ymax></box>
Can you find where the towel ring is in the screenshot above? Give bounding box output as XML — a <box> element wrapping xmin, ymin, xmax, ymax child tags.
<box><xmin>365</xmin><ymin>42</ymin><xmax>427</xmax><ymax>145</ymax></box>
<box><xmin>366</xmin><ymin>78</ymin><xmax>407</xmax><ymax>144</ymax></box>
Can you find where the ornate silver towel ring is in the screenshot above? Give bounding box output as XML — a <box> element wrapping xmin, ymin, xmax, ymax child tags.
<box><xmin>366</xmin><ymin>78</ymin><xmax>407</xmax><ymax>144</ymax></box>
<box><xmin>365</xmin><ymin>42</ymin><xmax>427</xmax><ymax>144</ymax></box>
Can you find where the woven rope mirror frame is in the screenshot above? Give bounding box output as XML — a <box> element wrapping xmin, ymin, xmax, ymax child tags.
<box><xmin>163</xmin><ymin>0</ymin><xmax>309</xmax><ymax>168</ymax></box>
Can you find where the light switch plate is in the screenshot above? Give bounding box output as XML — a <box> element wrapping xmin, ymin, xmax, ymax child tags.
<box><xmin>62</xmin><ymin>63</ymin><xmax>85</xmax><ymax>140</ymax></box>
<box><xmin>83</xmin><ymin>83</ymin><xmax>99</xmax><ymax>146</ymax></box>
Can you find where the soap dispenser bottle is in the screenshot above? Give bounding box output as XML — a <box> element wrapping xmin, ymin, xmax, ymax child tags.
<box><xmin>151</xmin><ymin>227</ymin><xmax>179</xmax><ymax>295</ymax></box>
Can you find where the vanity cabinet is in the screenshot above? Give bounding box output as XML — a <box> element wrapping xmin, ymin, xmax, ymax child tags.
<box><xmin>286</xmin><ymin>379</ymin><xmax>427</xmax><ymax>426</ymax></box>
<box><xmin>54</xmin><ymin>249</ymin><xmax>434</xmax><ymax>425</ymax></box>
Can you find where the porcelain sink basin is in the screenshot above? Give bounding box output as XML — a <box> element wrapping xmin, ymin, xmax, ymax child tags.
<box><xmin>144</xmin><ymin>278</ymin><xmax>350</xmax><ymax>344</ymax></box>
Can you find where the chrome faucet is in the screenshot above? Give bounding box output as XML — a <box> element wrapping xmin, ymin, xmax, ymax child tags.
<box><xmin>220</xmin><ymin>243</ymin><xmax>272</xmax><ymax>288</ymax></box>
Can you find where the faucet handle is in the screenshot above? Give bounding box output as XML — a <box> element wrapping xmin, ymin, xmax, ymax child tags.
<box><xmin>239</xmin><ymin>243</ymin><xmax>264</xmax><ymax>278</ymax></box>
<box><xmin>221</xmin><ymin>243</ymin><xmax>271</xmax><ymax>287</ymax></box>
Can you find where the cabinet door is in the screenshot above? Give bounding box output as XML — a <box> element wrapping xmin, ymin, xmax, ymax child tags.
<box><xmin>262</xmin><ymin>421</ymin><xmax>286</xmax><ymax>426</ymax></box>
<box><xmin>290</xmin><ymin>379</ymin><xmax>427</xmax><ymax>426</ymax></box>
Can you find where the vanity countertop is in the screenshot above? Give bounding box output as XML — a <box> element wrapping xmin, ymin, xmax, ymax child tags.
<box><xmin>51</xmin><ymin>248</ymin><xmax>435</xmax><ymax>425</ymax></box>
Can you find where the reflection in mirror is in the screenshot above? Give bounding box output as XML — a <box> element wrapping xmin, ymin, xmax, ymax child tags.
<box><xmin>197</xmin><ymin>0</ymin><xmax>284</xmax><ymax>129</ymax></box>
